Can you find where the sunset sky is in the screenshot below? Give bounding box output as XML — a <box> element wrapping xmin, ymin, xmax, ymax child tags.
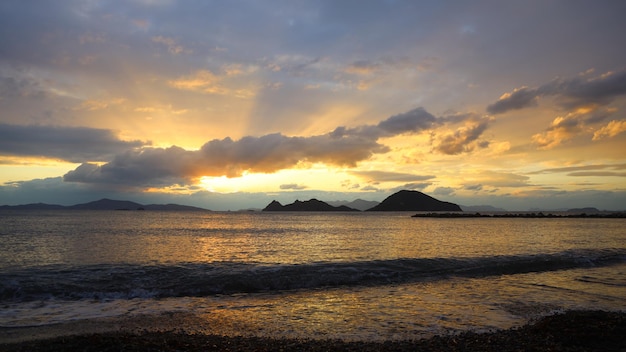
<box><xmin>1</xmin><ymin>0</ymin><xmax>625</xmax><ymax>211</ymax></box>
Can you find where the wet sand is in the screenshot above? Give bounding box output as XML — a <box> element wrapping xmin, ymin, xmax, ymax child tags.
<box><xmin>1</xmin><ymin>310</ymin><xmax>624</xmax><ymax>351</ymax></box>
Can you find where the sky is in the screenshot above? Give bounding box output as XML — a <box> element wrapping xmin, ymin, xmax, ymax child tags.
<box><xmin>1</xmin><ymin>0</ymin><xmax>626</xmax><ymax>211</ymax></box>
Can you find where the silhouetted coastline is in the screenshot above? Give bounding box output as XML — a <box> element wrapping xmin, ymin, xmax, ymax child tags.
<box><xmin>412</xmin><ymin>212</ymin><xmax>626</xmax><ymax>218</ymax></box>
<box><xmin>0</xmin><ymin>198</ymin><xmax>209</xmax><ymax>211</ymax></box>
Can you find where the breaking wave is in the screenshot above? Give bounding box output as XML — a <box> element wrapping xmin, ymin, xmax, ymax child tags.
<box><xmin>2</xmin><ymin>248</ymin><xmax>624</xmax><ymax>302</ymax></box>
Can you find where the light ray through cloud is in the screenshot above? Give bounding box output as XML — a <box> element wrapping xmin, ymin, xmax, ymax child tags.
<box><xmin>0</xmin><ymin>0</ymin><xmax>625</xmax><ymax>210</ymax></box>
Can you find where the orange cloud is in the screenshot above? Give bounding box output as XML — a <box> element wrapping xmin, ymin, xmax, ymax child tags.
<box><xmin>75</xmin><ymin>98</ymin><xmax>126</xmax><ymax>111</ymax></box>
<box><xmin>592</xmin><ymin>120</ymin><xmax>626</xmax><ymax>140</ymax></box>
<box><xmin>152</xmin><ymin>36</ymin><xmax>188</xmax><ymax>54</ymax></box>
<box><xmin>168</xmin><ymin>70</ymin><xmax>254</xmax><ymax>98</ymax></box>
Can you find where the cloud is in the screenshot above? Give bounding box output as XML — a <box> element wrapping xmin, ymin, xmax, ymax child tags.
<box><xmin>63</xmin><ymin>146</ymin><xmax>196</xmax><ymax>186</ymax></box>
<box><xmin>464</xmin><ymin>184</ymin><xmax>483</xmax><ymax>191</ymax></box>
<box><xmin>486</xmin><ymin>87</ymin><xmax>538</xmax><ymax>114</ymax></box>
<box><xmin>0</xmin><ymin>123</ymin><xmax>147</xmax><ymax>163</ymax></box>
<box><xmin>168</xmin><ymin>70</ymin><xmax>223</xmax><ymax>93</ymax></box>
<box><xmin>531</xmin><ymin>114</ymin><xmax>582</xmax><ymax>149</ymax></box>
<box><xmin>168</xmin><ymin>69</ymin><xmax>255</xmax><ymax>98</ymax></box>
<box><xmin>469</xmin><ymin>171</ymin><xmax>531</xmax><ymax>188</ymax></box>
<box><xmin>376</xmin><ymin>107</ymin><xmax>438</xmax><ymax>136</ymax></box>
<box><xmin>62</xmin><ymin>107</ymin><xmax>469</xmax><ymax>188</ymax></box>
<box><xmin>349</xmin><ymin>170</ymin><xmax>435</xmax><ymax>183</ymax></box>
<box><xmin>592</xmin><ymin>120</ymin><xmax>626</xmax><ymax>140</ymax></box>
<box><xmin>390</xmin><ymin>182</ymin><xmax>432</xmax><ymax>193</ymax></box>
<box><xmin>330</xmin><ymin>107</ymin><xmax>441</xmax><ymax>142</ymax></box>
<box><xmin>75</xmin><ymin>98</ymin><xmax>126</xmax><ymax>111</ymax></box>
<box><xmin>530</xmin><ymin>107</ymin><xmax>621</xmax><ymax>149</ymax></box>
<box><xmin>432</xmin><ymin>187</ymin><xmax>455</xmax><ymax>196</ymax></box>
<box><xmin>0</xmin><ymin>74</ymin><xmax>47</xmax><ymax>100</ymax></box>
<box><xmin>263</xmin><ymin>55</ymin><xmax>327</xmax><ymax>77</ymax></box>
<box><xmin>567</xmin><ymin>171</ymin><xmax>626</xmax><ymax>177</ymax></box>
<box><xmin>279</xmin><ymin>183</ymin><xmax>308</xmax><ymax>190</ymax></box>
<box><xmin>487</xmin><ymin>69</ymin><xmax>626</xmax><ymax>114</ymax></box>
<box><xmin>344</xmin><ymin>60</ymin><xmax>381</xmax><ymax>75</ymax></box>
<box><xmin>528</xmin><ymin>163</ymin><xmax>626</xmax><ymax>175</ymax></box>
<box><xmin>434</xmin><ymin>117</ymin><xmax>490</xmax><ymax>154</ymax></box>
<box><xmin>152</xmin><ymin>36</ymin><xmax>188</xmax><ymax>55</ymax></box>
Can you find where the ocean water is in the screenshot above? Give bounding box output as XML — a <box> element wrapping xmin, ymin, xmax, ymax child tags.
<box><xmin>0</xmin><ymin>210</ymin><xmax>624</xmax><ymax>341</ymax></box>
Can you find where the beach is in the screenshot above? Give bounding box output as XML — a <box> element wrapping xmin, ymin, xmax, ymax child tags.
<box><xmin>2</xmin><ymin>310</ymin><xmax>624</xmax><ymax>351</ymax></box>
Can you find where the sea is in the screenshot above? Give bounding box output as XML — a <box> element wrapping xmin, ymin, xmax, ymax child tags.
<box><xmin>0</xmin><ymin>210</ymin><xmax>624</xmax><ymax>341</ymax></box>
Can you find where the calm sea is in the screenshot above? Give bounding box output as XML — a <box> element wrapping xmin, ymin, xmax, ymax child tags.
<box><xmin>1</xmin><ymin>210</ymin><xmax>624</xmax><ymax>341</ymax></box>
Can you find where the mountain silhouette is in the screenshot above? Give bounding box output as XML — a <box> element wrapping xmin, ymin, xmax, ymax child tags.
<box><xmin>327</xmin><ymin>199</ymin><xmax>380</xmax><ymax>211</ymax></box>
<box><xmin>1</xmin><ymin>198</ymin><xmax>208</xmax><ymax>211</ymax></box>
<box><xmin>262</xmin><ymin>199</ymin><xmax>359</xmax><ymax>211</ymax></box>
<box><xmin>366</xmin><ymin>190</ymin><xmax>462</xmax><ymax>211</ymax></box>
<box><xmin>70</xmin><ymin>198</ymin><xmax>144</xmax><ymax>210</ymax></box>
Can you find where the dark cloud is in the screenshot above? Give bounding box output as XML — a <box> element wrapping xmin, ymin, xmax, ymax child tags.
<box><xmin>487</xmin><ymin>69</ymin><xmax>626</xmax><ymax>114</ymax></box>
<box><xmin>434</xmin><ymin>118</ymin><xmax>490</xmax><ymax>155</ymax></box>
<box><xmin>328</xmin><ymin>107</ymin><xmax>439</xmax><ymax>142</ymax></box>
<box><xmin>198</xmin><ymin>132</ymin><xmax>388</xmax><ymax>177</ymax></box>
<box><xmin>390</xmin><ymin>182</ymin><xmax>432</xmax><ymax>193</ymax></box>
<box><xmin>376</xmin><ymin>108</ymin><xmax>438</xmax><ymax>136</ymax></box>
<box><xmin>0</xmin><ymin>123</ymin><xmax>148</xmax><ymax>162</ymax></box>
<box><xmin>432</xmin><ymin>187</ymin><xmax>455</xmax><ymax>196</ymax></box>
<box><xmin>280</xmin><ymin>183</ymin><xmax>308</xmax><ymax>190</ymax></box>
<box><xmin>464</xmin><ymin>184</ymin><xmax>483</xmax><ymax>191</ymax></box>
<box><xmin>0</xmin><ymin>75</ymin><xmax>46</xmax><ymax>99</ymax></box>
<box><xmin>62</xmin><ymin>107</ymin><xmax>469</xmax><ymax>188</ymax></box>
<box><xmin>528</xmin><ymin>163</ymin><xmax>626</xmax><ymax>175</ymax></box>
<box><xmin>486</xmin><ymin>87</ymin><xmax>538</xmax><ymax>114</ymax></box>
<box><xmin>349</xmin><ymin>170</ymin><xmax>435</xmax><ymax>183</ymax></box>
<box><xmin>344</xmin><ymin>60</ymin><xmax>382</xmax><ymax>75</ymax></box>
<box><xmin>547</xmin><ymin>69</ymin><xmax>626</xmax><ymax>109</ymax></box>
<box><xmin>567</xmin><ymin>171</ymin><xmax>626</xmax><ymax>177</ymax></box>
<box><xmin>64</xmin><ymin>146</ymin><xmax>200</xmax><ymax>186</ymax></box>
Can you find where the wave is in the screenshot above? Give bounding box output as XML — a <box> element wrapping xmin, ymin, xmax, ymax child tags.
<box><xmin>1</xmin><ymin>249</ymin><xmax>624</xmax><ymax>302</ymax></box>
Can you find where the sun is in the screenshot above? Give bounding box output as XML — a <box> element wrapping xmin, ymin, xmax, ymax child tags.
<box><xmin>197</xmin><ymin>166</ymin><xmax>363</xmax><ymax>194</ymax></box>
<box><xmin>200</xmin><ymin>175</ymin><xmax>246</xmax><ymax>193</ymax></box>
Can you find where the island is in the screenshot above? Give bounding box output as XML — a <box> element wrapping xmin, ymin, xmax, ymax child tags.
<box><xmin>366</xmin><ymin>190</ymin><xmax>462</xmax><ymax>211</ymax></box>
<box><xmin>0</xmin><ymin>198</ymin><xmax>209</xmax><ymax>211</ymax></box>
<box><xmin>262</xmin><ymin>199</ymin><xmax>359</xmax><ymax>211</ymax></box>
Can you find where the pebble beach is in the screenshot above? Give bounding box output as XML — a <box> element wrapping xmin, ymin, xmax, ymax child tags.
<box><xmin>2</xmin><ymin>310</ymin><xmax>624</xmax><ymax>352</ymax></box>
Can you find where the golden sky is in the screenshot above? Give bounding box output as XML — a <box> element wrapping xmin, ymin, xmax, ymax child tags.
<box><xmin>1</xmin><ymin>1</ymin><xmax>625</xmax><ymax>210</ymax></box>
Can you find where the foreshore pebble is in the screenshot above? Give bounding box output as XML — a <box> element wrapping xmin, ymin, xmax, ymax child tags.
<box><xmin>1</xmin><ymin>310</ymin><xmax>624</xmax><ymax>351</ymax></box>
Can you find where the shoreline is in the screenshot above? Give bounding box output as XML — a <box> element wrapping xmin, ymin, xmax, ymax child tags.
<box><xmin>411</xmin><ymin>212</ymin><xmax>626</xmax><ymax>218</ymax></box>
<box><xmin>1</xmin><ymin>310</ymin><xmax>624</xmax><ymax>351</ymax></box>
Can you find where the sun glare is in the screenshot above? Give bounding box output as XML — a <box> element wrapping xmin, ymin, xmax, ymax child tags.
<box><xmin>200</xmin><ymin>175</ymin><xmax>246</xmax><ymax>193</ymax></box>
<box><xmin>197</xmin><ymin>166</ymin><xmax>366</xmax><ymax>194</ymax></box>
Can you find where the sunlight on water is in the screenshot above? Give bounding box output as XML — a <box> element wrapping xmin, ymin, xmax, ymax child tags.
<box><xmin>3</xmin><ymin>263</ymin><xmax>622</xmax><ymax>341</ymax></box>
<box><xmin>0</xmin><ymin>211</ymin><xmax>624</xmax><ymax>341</ymax></box>
<box><xmin>1</xmin><ymin>211</ymin><xmax>623</xmax><ymax>268</ymax></box>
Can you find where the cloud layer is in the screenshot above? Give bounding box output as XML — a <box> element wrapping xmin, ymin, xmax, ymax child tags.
<box><xmin>0</xmin><ymin>124</ymin><xmax>147</xmax><ymax>162</ymax></box>
<box><xmin>1</xmin><ymin>1</ymin><xmax>625</xmax><ymax>210</ymax></box>
<box><xmin>62</xmin><ymin>107</ymin><xmax>485</xmax><ymax>187</ymax></box>
<box><xmin>487</xmin><ymin>69</ymin><xmax>626</xmax><ymax>114</ymax></box>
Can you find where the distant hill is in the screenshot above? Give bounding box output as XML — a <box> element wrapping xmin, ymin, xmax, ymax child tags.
<box><xmin>1</xmin><ymin>198</ymin><xmax>209</xmax><ymax>211</ymax></box>
<box><xmin>263</xmin><ymin>199</ymin><xmax>360</xmax><ymax>211</ymax></box>
<box><xmin>143</xmin><ymin>203</ymin><xmax>209</xmax><ymax>211</ymax></box>
<box><xmin>70</xmin><ymin>198</ymin><xmax>144</xmax><ymax>210</ymax></box>
<box><xmin>460</xmin><ymin>205</ymin><xmax>507</xmax><ymax>212</ymax></box>
<box><xmin>0</xmin><ymin>202</ymin><xmax>66</xmax><ymax>210</ymax></box>
<box><xmin>567</xmin><ymin>207</ymin><xmax>600</xmax><ymax>213</ymax></box>
<box><xmin>327</xmin><ymin>199</ymin><xmax>380</xmax><ymax>211</ymax></box>
<box><xmin>366</xmin><ymin>190</ymin><xmax>462</xmax><ymax>211</ymax></box>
